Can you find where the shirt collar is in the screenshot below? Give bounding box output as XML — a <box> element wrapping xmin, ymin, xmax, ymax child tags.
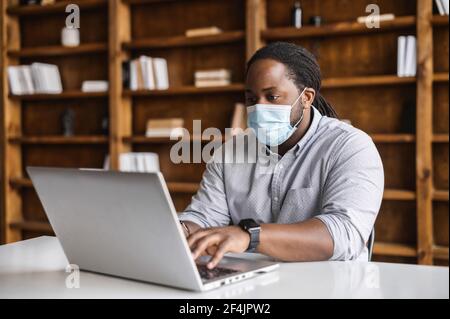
<box><xmin>293</xmin><ymin>106</ymin><xmax>322</xmax><ymax>155</ymax></box>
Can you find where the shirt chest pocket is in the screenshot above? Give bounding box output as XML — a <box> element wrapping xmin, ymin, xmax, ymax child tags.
<box><xmin>278</xmin><ymin>187</ymin><xmax>320</xmax><ymax>224</ymax></box>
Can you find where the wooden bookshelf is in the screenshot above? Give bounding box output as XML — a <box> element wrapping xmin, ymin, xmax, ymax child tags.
<box><xmin>9</xmin><ymin>91</ymin><xmax>108</xmax><ymax>100</ymax></box>
<box><xmin>123</xmin><ymin>84</ymin><xmax>245</xmax><ymax>96</ymax></box>
<box><xmin>123</xmin><ymin>31</ymin><xmax>245</xmax><ymax>50</ymax></box>
<box><xmin>6</xmin><ymin>0</ymin><xmax>107</xmax><ymax>16</ymax></box>
<box><xmin>1</xmin><ymin>0</ymin><xmax>448</xmax><ymax>266</ymax></box>
<box><xmin>262</xmin><ymin>16</ymin><xmax>416</xmax><ymax>40</ymax></box>
<box><xmin>7</xmin><ymin>43</ymin><xmax>108</xmax><ymax>58</ymax></box>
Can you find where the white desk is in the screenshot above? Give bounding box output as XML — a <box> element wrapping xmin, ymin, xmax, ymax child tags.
<box><xmin>0</xmin><ymin>236</ymin><xmax>448</xmax><ymax>299</ymax></box>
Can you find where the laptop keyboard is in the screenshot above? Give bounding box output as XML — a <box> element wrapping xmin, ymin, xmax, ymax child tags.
<box><xmin>197</xmin><ymin>264</ymin><xmax>239</xmax><ymax>280</ymax></box>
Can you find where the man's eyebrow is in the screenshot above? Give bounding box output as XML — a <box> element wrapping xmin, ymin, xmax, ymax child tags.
<box><xmin>245</xmin><ymin>87</ymin><xmax>278</xmax><ymax>93</ymax></box>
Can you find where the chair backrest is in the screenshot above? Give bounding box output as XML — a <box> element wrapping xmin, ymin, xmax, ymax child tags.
<box><xmin>367</xmin><ymin>228</ymin><xmax>375</xmax><ymax>261</ymax></box>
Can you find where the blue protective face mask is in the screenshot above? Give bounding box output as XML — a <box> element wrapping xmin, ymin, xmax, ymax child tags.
<box><xmin>246</xmin><ymin>88</ymin><xmax>307</xmax><ymax>147</ymax></box>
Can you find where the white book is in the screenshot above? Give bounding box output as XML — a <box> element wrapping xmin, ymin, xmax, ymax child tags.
<box><xmin>21</xmin><ymin>66</ymin><xmax>35</xmax><ymax>94</ymax></box>
<box><xmin>145</xmin><ymin>127</ymin><xmax>185</xmax><ymax>138</ymax></box>
<box><xmin>31</xmin><ymin>63</ymin><xmax>62</xmax><ymax>94</ymax></box>
<box><xmin>81</xmin><ymin>80</ymin><xmax>108</xmax><ymax>92</ymax></box>
<box><xmin>119</xmin><ymin>153</ymin><xmax>132</xmax><ymax>172</ymax></box>
<box><xmin>143</xmin><ymin>153</ymin><xmax>160</xmax><ymax>173</ymax></box>
<box><xmin>139</xmin><ymin>56</ymin><xmax>156</xmax><ymax>90</ymax></box>
<box><xmin>195</xmin><ymin>79</ymin><xmax>231</xmax><ymax>87</ymax></box>
<box><xmin>129</xmin><ymin>60</ymin><xmax>138</xmax><ymax>91</ymax></box>
<box><xmin>397</xmin><ymin>36</ymin><xmax>407</xmax><ymax>77</ymax></box>
<box><xmin>442</xmin><ymin>0</ymin><xmax>449</xmax><ymax>14</ymax></box>
<box><xmin>436</xmin><ymin>0</ymin><xmax>446</xmax><ymax>15</ymax></box>
<box><xmin>136</xmin><ymin>154</ymin><xmax>146</xmax><ymax>173</ymax></box>
<box><xmin>7</xmin><ymin>66</ymin><xmax>25</xmax><ymax>95</ymax></box>
<box><xmin>405</xmin><ymin>36</ymin><xmax>417</xmax><ymax>77</ymax></box>
<box><xmin>194</xmin><ymin>69</ymin><xmax>231</xmax><ymax>80</ymax></box>
<box><xmin>152</xmin><ymin>58</ymin><xmax>169</xmax><ymax>90</ymax></box>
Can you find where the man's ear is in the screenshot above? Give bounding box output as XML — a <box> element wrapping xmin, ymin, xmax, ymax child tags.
<box><xmin>302</xmin><ymin>88</ymin><xmax>316</xmax><ymax>109</ymax></box>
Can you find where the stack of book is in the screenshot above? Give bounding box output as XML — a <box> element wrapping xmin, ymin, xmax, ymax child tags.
<box><xmin>435</xmin><ymin>0</ymin><xmax>449</xmax><ymax>15</ymax></box>
<box><xmin>123</xmin><ymin>56</ymin><xmax>169</xmax><ymax>91</ymax></box>
<box><xmin>194</xmin><ymin>69</ymin><xmax>231</xmax><ymax>88</ymax></box>
<box><xmin>185</xmin><ymin>26</ymin><xmax>222</xmax><ymax>37</ymax></box>
<box><xmin>81</xmin><ymin>80</ymin><xmax>108</xmax><ymax>93</ymax></box>
<box><xmin>8</xmin><ymin>63</ymin><xmax>62</xmax><ymax>95</ymax></box>
<box><xmin>397</xmin><ymin>36</ymin><xmax>417</xmax><ymax>78</ymax></box>
<box><xmin>146</xmin><ymin>118</ymin><xmax>185</xmax><ymax>138</ymax></box>
<box><xmin>103</xmin><ymin>153</ymin><xmax>160</xmax><ymax>172</ymax></box>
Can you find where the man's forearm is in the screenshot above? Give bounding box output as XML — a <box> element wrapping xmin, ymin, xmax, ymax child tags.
<box><xmin>257</xmin><ymin>218</ymin><xmax>334</xmax><ymax>262</ymax></box>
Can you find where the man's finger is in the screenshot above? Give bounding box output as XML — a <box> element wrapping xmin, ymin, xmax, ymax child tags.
<box><xmin>192</xmin><ymin>234</ymin><xmax>222</xmax><ymax>260</ymax></box>
<box><xmin>187</xmin><ymin>229</ymin><xmax>211</xmax><ymax>249</ymax></box>
<box><xmin>207</xmin><ymin>240</ymin><xmax>231</xmax><ymax>269</ymax></box>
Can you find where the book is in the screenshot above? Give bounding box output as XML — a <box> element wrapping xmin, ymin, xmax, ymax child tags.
<box><xmin>442</xmin><ymin>0</ymin><xmax>449</xmax><ymax>14</ymax></box>
<box><xmin>8</xmin><ymin>66</ymin><xmax>25</xmax><ymax>95</ymax></box>
<box><xmin>195</xmin><ymin>78</ymin><xmax>231</xmax><ymax>87</ymax></box>
<box><xmin>129</xmin><ymin>60</ymin><xmax>138</xmax><ymax>91</ymax></box>
<box><xmin>185</xmin><ymin>26</ymin><xmax>222</xmax><ymax>37</ymax></box>
<box><xmin>122</xmin><ymin>61</ymin><xmax>130</xmax><ymax>89</ymax></box>
<box><xmin>436</xmin><ymin>0</ymin><xmax>446</xmax><ymax>15</ymax></box>
<box><xmin>404</xmin><ymin>36</ymin><xmax>417</xmax><ymax>77</ymax></box>
<box><xmin>30</xmin><ymin>62</ymin><xmax>62</xmax><ymax>94</ymax></box>
<box><xmin>194</xmin><ymin>69</ymin><xmax>231</xmax><ymax>80</ymax></box>
<box><xmin>118</xmin><ymin>153</ymin><xmax>160</xmax><ymax>173</ymax></box>
<box><xmin>152</xmin><ymin>58</ymin><xmax>169</xmax><ymax>90</ymax></box>
<box><xmin>356</xmin><ymin>13</ymin><xmax>395</xmax><ymax>24</ymax></box>
<box><xmin>146</xmin><ymin>118</ymin><xmax>185</xmax><ymax>138</ymax></box>
<box><xmin>139</xmin><ymin>56</ymin><xmax>156</xmax><ymax>90</ymax></box>
<box><xmin>81</xmin><ymin>80</ymin><xmax>108</xmax><ymax>92</ymax></box>
<box><xmin>397</xmin><ymin>36</ymin><xmax>406</xmax><ymax>77</ymax></box>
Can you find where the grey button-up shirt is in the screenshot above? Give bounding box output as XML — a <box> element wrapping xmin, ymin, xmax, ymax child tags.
<box><xmin>179</xmin><ymin>107</ymin><xmax>384</xmax><ymax>261</ymax></box>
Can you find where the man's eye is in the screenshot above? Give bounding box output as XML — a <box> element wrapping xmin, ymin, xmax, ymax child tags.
<box><xmin>268</xmin><ymin>95</ymin><xmax>279</xmax><ymax>102</ymax></box>
<box><xmin>246</xmin><ymin>97</ymin><xmax>257</xmax><ymax>104</ymax></box>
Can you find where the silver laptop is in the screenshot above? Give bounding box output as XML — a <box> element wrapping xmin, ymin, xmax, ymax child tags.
<box><xmin>27</xmin><ymin>167</ymin><xmax>279</xmax><ymax>291</ymax></box>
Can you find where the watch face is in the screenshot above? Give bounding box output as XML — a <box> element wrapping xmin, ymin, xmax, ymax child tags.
<box><xmin>240</xmin><ymin>219</ymin><xmax>259</xmax><ymax>229</ymax></box>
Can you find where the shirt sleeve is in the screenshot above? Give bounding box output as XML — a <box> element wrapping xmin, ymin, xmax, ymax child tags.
<box><xmin>315</xmin><ymin>130</ymin><xmax>384</xmax><ymax>261</ymax></box>
<box><xmin>178</xmin><ymin>155</ymin><xmax>231</xmax><ymax>228</ymax></box>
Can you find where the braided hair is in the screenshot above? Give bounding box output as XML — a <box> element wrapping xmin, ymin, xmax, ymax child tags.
<box><xmin>246</xmin><ymin>42</ymin><xmax>338</xmax><ymax>118</ymax></box>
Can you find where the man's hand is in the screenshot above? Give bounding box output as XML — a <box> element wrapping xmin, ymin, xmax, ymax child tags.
<box><xmin>188</xmin><ymin>226</ymin><xmax>251</xmax><ymax>269</ymax></box>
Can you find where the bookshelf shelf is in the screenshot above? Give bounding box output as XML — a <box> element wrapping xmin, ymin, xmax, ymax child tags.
<box><xmin>322</xmin><ymin>75</ymin><xmax>416</xmax><ymax>89</ymax></box>
<box><xmin>123</xmin><ymin>0</ymin><xmax>179</xmax><ymax>5</ymax></box>
<box><xmin>123</xmin><ymin>31</ymin><xmax>245</xmax><ymax>50</ymax></box>
<box><xmin>383</xmin><ymin>189</ymin><xmax>416</xmax><ymax>201</ymax></box>
<box><xmin>262</xmin><ymin>16</ymin><xmax>416</xmax><ymax>40</ymax></box>
<box><xmin>123</xmin><ymin>84</ymin><xmax>245</xmax><ymax>97</ymax></box>
<box><xmin>433</xmin><ymin>246</ymin><xmax>450</xmax><ymax>260</ymax></box>
<box><xmin>434</xmin><ymin>72</ymin><xmax>450</xmax><ymax>82</ymax></box>
<box><xmin>8</xmin><ymin>43</ymin><xmax>108</xmax><ymax>58</ymax></box>
<box><xmin>433</xmin><ymin>190</ymin><xmax>449</xmax><ymax>202</ymax></box>
<box><xmin>9</xmin><ymin>221</ymin><xmax>53</xmax><ymax>233</ymax></box>
<box><xmin>9</xmin><ymin>177</ymin><xmax>200</xmax><ymax>195</ymax></box>
<box><xmin>431</xmin><ymin>15</ymin><xmax>450</xmax><ymax>26</ymax></box>
<box><xmin>8</xmin><ymin>136</ymin><xmax>109</xmax><ymax>145</ymax></box>
<box><xmin>6</xmin><ymin>0</ymin><xmax>107</xmax><ymax>16</ymax></box>
<box><xmin>371</xmin><ymin>134</ymin><xmax>416</xmax><ymax>143</ymax></box>
<box><xmin>373</xmin><ymin>242</ymin><xmax>417</xmax><ymax>257</ymax></box>
<box><xmin>433</xmin><ymin>134</ymin><xmax>450</xmax><ymax>143</ymax></box>
<box><xmin>123</xmin><ymin>135</ymin><xmax>225</xmax><ymax>144</ymax></box>
<box><xmin>167</xmin><ymin>182</ymin><xmax>199</xmax><ymax>194</ymax></box>
<box><xmin>9</xmin><ymin>91</ymin><xmax>108</xmax><ymax>101</ymax></box>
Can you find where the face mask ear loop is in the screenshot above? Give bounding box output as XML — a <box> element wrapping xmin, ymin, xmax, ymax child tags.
<box><xmin>292</xmin><ymin>87</ymin><xmax>307</xmax><ymax>128</ymax></box>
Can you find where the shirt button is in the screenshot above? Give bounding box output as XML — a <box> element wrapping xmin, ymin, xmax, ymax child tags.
<box><xmin>274</xmin><ymin>197</ymin><xmax>279</xmax><ymax>201</ymax></box>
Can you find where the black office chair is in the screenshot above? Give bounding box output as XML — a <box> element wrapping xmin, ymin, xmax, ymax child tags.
<box><xmin>367</xmin><ymin>228</ymin><xmax>375</xmax><ymax>261</ymax></box>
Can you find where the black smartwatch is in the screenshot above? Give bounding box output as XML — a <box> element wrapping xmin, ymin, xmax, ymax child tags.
<box><xmin>238</xmin><ymin>219</ymin><xmax>261</xmax><ymax>252</ymax></box>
